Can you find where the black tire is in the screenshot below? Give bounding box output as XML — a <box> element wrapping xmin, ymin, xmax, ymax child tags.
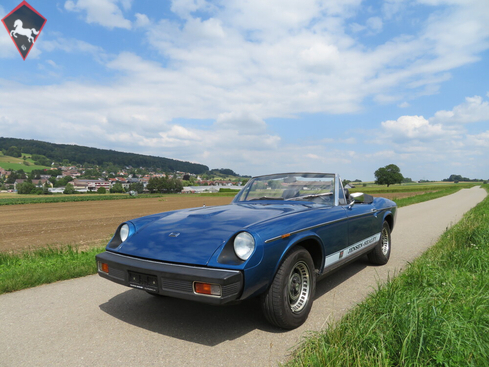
<box><xmin>368</xmin><ymin>221</ymin><xmax>391</xmax><ymax>265</ymax></box>
<box><xmin>261</xmin><ymin>246</ymin><xmax>316</xmax><ymax>329</ymax></box>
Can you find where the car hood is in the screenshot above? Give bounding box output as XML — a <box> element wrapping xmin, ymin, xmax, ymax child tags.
<box><xmin>114</xmin><ymin>202</ymin><xmax>309</xmax><ymax>265</ymax></box>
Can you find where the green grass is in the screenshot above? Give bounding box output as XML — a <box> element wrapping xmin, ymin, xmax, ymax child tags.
<box><xmin>0</xmin><ymin>193</ymin><xmax>168</xmax><ymax>206</ymax></box>
<box><xmin>198</xmin><ymin>191</ymin><xmax>240</xmax><ymax>197</ymax></box>
<box><xmin>0</xmin><ymin>153</ymin><xmax>51</xmax><ymax>172</ymax></box>
<box><xmin>0</xmin><ymin>244</ymin><xmax>107</xmax><ymax>294</ymax></box>
<box><xmin>286</xmin><ymin>185</ymin><xmax>489</xmax><ymax>367</ymax></box>
<box><xmin>393</xmin><ymin>186</ymin><xmax>467</xmax><ymax>207</ymax></box>
<box><xmin>351</xmin><ymin>183</ymin><xmax>476</xmax><ymax>195</ymax></box>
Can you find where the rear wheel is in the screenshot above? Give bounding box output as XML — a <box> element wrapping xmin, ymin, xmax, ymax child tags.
<box><xmin>261</xmin><ymin>246</ymin><xmax>316</xmax><ymax>329</ymax></box>
<box><xmin>368</xmin><ymin>221</ymin><xmax>391</xmax><ymax>265</ymax></box>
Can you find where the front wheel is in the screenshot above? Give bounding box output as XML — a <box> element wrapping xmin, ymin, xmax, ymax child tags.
<box><xmin>261</xmin><ymin>246</ymin><xmax>316</xmax><ymax>329</ymax></box>
<box><xmin>368</xmin><ymin>221</ymin><xmax>391</xmax><ymax>265</ymax></box>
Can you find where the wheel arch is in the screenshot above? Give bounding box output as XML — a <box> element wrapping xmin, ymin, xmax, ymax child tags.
<box><xmin>243</xmin><ymin>235</ymin><xmax>324</xmax><ymax>301</ymax></box>
<box><xmin>280</xmin><ymin>235</ymin><xmax>324</xmax><ymax>274</ymax></box>
<box><xmin>383</xmin><ymin>212</ymin><xmax>394</xmax><ymax>231</ymax></box>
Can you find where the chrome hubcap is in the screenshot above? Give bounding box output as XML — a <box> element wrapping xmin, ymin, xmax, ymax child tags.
<box><xmin>381</xmin><ymin>226</ymin><xmax>390</xmax><ymax>255</ymax></box>
<box><xmin>288</xmin><ymin>261</ymin><xmax>310</xmax><ymax>313</ymax></box>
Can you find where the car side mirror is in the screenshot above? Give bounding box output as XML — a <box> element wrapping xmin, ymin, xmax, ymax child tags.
<box><xmin>348</xmin><ymin>192</ymin><xmax>374</xmax><ymax>208</ymax></box>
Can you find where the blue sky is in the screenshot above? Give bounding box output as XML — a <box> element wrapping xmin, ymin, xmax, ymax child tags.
<box><xmin>1</xmin><ymin>0</ymin><xmax>488</xmax><ymax>181</ymax></box>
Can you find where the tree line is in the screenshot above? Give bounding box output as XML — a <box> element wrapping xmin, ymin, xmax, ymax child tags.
<box><xmin>0</xmin><ymin>137</ymin><xmax>209</xmax><ymax>174</ymax></box>
<box><xmin>146</xmin><ymin>176</ymin><xmax>183</xmax><ymax>193</ymax></box>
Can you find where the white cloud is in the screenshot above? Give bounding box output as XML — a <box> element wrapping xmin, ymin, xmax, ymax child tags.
<box><xmin>381</xmin><ymin>115</ymin><xmax>451</xmax><ymax>140</ymax></box>
<box><xmin>130</xmin><ymin>0</ymin><xmax>489</xmax><ymax>121</ymax></box>
<box><xmin>382</xmin><ymin>0</ymin><xmax>406</xmax><ymax>19</ymax></box>
<box><xmin>2</xmin><ymin>1</ymin><xmax>489</xmax><ymax>180</ymax></box>
<box><xmin>214</xmin><ymin>111</ymin><xmax>267</xmax><ymax>133</ymax></box>
<box><xmin>134</xmin><ymin>13</ymin><xmax>150</xmax><ymax>28</ymax></box>
<box><xmin>398</xmin><ymin>101</ymin><xmax>410</xmax><ymax>108</ymax></box>
<box><xmin>41</xmin><ymin>37</ymin><xmax>104</xmax><ymax>56</ymax></box>
<box><xmin>0</xmin><ymin>5</ymin><xmax>18</xmax><ymax>59</ymax></box>
<box><xmin>430</xmin><ymin>95</ymin><xmax>489</xmax><ymax>124</ymax></box>
<box><xmin>0</xmin><ymin>30</ymin><xmax>17</xmax><ymax>59</ymax></box>
<box><xmin>366</xmin><ymin>16</ymin><xmax>383</xmax><ymax>34</ymax></box>
<box><xmin>420</xmin><ymin>0</ymin><xmax>489</xmax><ymax>70</ymax></box>
<box><xmin>64</xmin><ymin>0</ymin><xmax>132</xmax><ymax>29</ymax></box>
<box><xmin>170</xmin><ymin>0</ymin><xmax>216</xmax><ymax>19</ymax></box>
<box><xmin>467</xmin><ymin>131</ymin><xmax>489</xmax><ymax>147</ymax></box>
<box><xmin>322</xmin><ymin>138</ymin><xmax>357</xmax><ymax>144</ymax></box>
<box><xmin>373</xmin><ymin>94</ymin><xmax>488</xmax><ymax>180</ymax></box>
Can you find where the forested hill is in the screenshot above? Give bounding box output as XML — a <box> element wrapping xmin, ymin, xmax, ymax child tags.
<box><xmin>0</xmin><ymin>137</ymin><xmax>209</xmax><ymax>174</ymax></box>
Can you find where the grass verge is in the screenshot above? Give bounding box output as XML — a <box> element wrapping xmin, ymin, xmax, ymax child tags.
<box><xmin>0</xmin><ymin>193</ymin><xmax>168</xmax><ymax>206</ymax></box>
<box><xmin>393</xmin><ymin>186</ymin><xmax>466</xmax><ymax>207</ymax></box>
<box><xmin>352</xmin><ymin>183</ymin><xmax>476</xmax><ymax>195</ymax></box>
<box><xmin>0</xmin><ymin>244</ymin><xmax>106</xmax><ymax>295</ymax></box>
<box><xmin>286</xmin><ymin>185</ymin><xmax>489</xmax><ymax>366</ymax></box>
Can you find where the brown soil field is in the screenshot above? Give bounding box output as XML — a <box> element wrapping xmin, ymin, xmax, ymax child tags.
<box><xmin>0</xmin><ymin>192</ymin><xmax>422</xmax><ymax>254</ymax></box>
<box><xmin>371</xmin><ymin>192</ymin><xmax>422</xmax><ymax>200</ymax></box>
<box><xmin>0</xmin><ymin>196</ymin><xmax>233</xmax><ymax>253</ymax></box>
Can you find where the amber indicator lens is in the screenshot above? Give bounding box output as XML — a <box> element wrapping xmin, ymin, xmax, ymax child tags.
<box><xmin>99</xmin><ymin>262</ymin><xmax>109</xmax><ymax>273</ymax></box>
<box><xmin>194</xmin><ymin>282</ymin><xmax>221</xmax><ymax>296</ymax></box>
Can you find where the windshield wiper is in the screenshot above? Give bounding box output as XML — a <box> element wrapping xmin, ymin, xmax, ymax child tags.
<box><xmin>288</xmin><ymin>193</ymin><xmax>332</xmax><ymax>200</ymax></box>
<box><xmin>249</xmin><ymin>196</ymin><xmax>284</xmax><ymax>201</ymax></box>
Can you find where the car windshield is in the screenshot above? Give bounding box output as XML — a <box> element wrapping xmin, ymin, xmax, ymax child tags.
<box><xmin>235</xmin><ymin>173</ymin><xmax>336</xmax><ymax>205</ymax></box>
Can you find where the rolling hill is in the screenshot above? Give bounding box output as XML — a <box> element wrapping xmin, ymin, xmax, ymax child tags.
<box><xmin>0</xmin><ymin>137</ymin><xmax>209</xmax><ymax>174</ymax></box>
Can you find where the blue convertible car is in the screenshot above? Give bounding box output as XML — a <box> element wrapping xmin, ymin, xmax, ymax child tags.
<box><xmin>96</xmin><ymin>173</ymin><xmax>396</xmax><ymax>329</ymax></box>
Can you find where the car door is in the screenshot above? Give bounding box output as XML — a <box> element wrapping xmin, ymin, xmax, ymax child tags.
<box><xmin>345</xmin><ymin>203</ymin><xmax>380</xmax><ymax>247</ymax></box>
<box><xmin>341</xmin><ymin>182</ymin><xmax>381</xmax><ymax>250</ymax></box>
<box><xmin>315</xmin><ymin>205</ymin><xmax>350</xmax><ymax>257</ymax></box>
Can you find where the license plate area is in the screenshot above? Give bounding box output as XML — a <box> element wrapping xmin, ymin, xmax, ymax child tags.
<box><xmin>128</xmin><ymin>271</ymin><xmax>158</xmax><ymax>292</ymax></box>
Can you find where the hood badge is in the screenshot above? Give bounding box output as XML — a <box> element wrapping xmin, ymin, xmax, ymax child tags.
<box><xmin>169</xmin><ymin>232</ymin><xmax>180</xmax><ymax>238</ymax></box>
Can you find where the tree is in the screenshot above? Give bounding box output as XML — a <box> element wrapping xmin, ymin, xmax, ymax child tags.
<box><xmin>268</xmin><ymin>180</ymin><xmax>281</xmax><ymax>189</ymax></box>
<box><xmin>374</xmin><ymin>164</ymin><xmax>404</xmax><ymax>187</ymax></box>
<box><xmin>146</xmin><ymin>177</ymin><xmax>159</xmax><ymax>193</ymax></box>
<box><xmin>42</xmin><ymin>182</ymin><xmax>51</xmax><ymax>195</ymax></box>
<box><xmin>63</xmin><ymin>183</ymin><xmax>76</xmax><ymax>194</ymax></box>
<box><xmin>129</xmin><ymin>182</ymin><xmax>144</xmax><ymax>194</ymax></box>
<box><xmin>110</xmin><ymin>182</ymin><xmax>125</xmax><ymax>193</ymax></box>
<box><xmin>6</xmin><ymin>146</ymin><xmax>22</xmax><ymax>157</ymax></box>
<box><xmin>17</xmin><ymin>182</ymin><xmax>36</xmax><ymax>194</ymax></box>
<box><xmin>170</xmin><ymin>178</ymin><xmax>183</xmax><ymax>193</ymax></box>
<box><xmin>443</xmin><ymin>174</ymin><xmax>470</xmax><ymax>182</ymax></box>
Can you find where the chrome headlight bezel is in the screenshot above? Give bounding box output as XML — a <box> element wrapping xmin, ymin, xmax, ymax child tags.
<box><xmin>107</xmin><ymin>222</ymin><xmax>134</xmax><ymax>249</ymax></box>
<box><xmin>119</xmin><ymin>223</ymin><xmax>130</xmax><ymax>242</ymax></box>
<box><xmin>233</xmin><ymin>232</ymin><xmax>255</xmax><ymax>261</ymax></box>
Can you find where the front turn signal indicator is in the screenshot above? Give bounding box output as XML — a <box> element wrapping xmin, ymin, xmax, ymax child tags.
<box><xmin>194</xmin><ymin>282</ymin><xmax>221</xmax><ymax>296</ymax></box>
<box><xmin>98</xmin><ymin>262</ymin><xmax>109</xmax><ymax>274</ymax></box>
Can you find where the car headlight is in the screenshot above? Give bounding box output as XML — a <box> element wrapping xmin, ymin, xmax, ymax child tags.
<box><xmin>234</xmin><ymin>232</ymin><xmax>255</xmax><ymax>261</ymax></box>
<box><xmin>119</xmin><ymin>223</ymin><xmax>130</xmax><ymax>242</ymax></box>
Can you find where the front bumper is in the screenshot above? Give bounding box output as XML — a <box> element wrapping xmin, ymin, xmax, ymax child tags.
<box><xmin>96</xmin><ymin>251</ymin><xmax>243</xmax><ymax>305</ymax></box>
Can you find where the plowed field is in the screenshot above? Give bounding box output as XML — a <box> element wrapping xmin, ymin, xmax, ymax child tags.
<box><xmin>0</xmin><ymin>192</ymin><xmax>422</xmax><ymax>254</ymax></box>
<box><xmin>0</xmin><ymin>196</ymin><xmax>233</xmax><ymax>253</ymax></box>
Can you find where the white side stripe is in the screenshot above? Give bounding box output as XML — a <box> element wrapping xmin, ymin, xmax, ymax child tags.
<box><xmin>324</xmin><ymin>233</ymin><xmax>381</xmax><ymax>267</ymax></box>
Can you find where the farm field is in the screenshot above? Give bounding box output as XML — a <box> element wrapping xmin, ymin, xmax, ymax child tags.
<box><xmin>0</xmin><ymin>183</ymin><xmax>476</xmax><ymax>254</ymax></box>
<box><xmin>0</xmin><ymin>195</ymin><xmax>233</xmax><ymax>253</ymax></box>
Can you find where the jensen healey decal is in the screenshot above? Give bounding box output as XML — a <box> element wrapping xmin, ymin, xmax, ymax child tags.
<box><xmin>325</xmin><ymin>233</ymin><xmax>381</xmax><ymax>267</ymax></box>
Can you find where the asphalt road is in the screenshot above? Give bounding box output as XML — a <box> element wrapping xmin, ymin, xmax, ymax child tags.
<box><xmin>0</xmin><ymin>187</ymin><xmax>486</xmax><ymax>367</ymax></box>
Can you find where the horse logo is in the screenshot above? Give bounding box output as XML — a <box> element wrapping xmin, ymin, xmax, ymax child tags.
<box><xmin>1</xmin><ymin>1</ymin><xmax>46</xmax><ymax>60</ymax></box>
<box><xmin>10</xmin><ymin>19</ymin><xmax>39</xmax><ymax>43</ymax></box>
